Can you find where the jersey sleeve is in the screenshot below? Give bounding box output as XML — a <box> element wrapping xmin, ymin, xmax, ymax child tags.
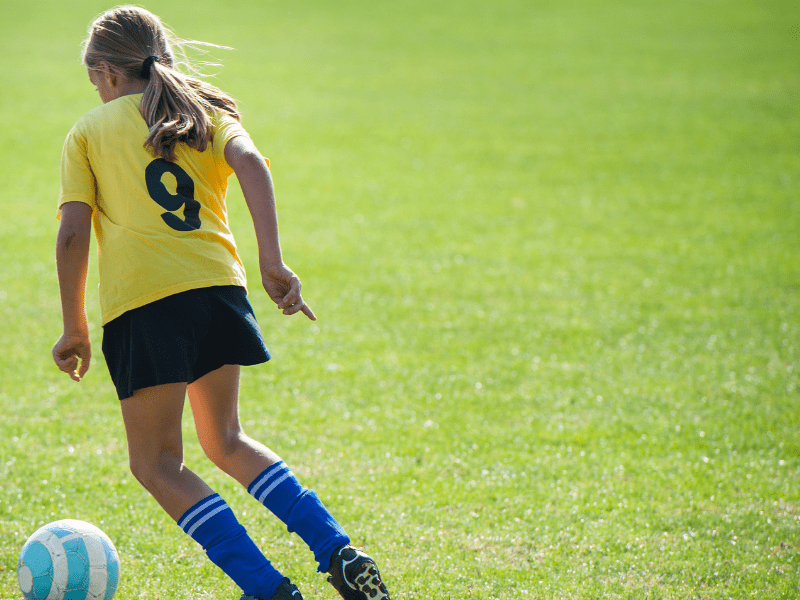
<box><xmin>58</xmin><ymin>126</ymin><xmax>96</xmax><ymax>218</ymax></box>
<box><xmin>212</xmin><ymin>111</ymin><xmax>251</xmax><ymax>177</ymax></box>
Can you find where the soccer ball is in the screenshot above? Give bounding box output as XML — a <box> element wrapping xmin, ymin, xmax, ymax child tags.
<box><xmin>17</xmin><ymin>519</ymin><xmax>120</xmax><ymax>600</ymax></box>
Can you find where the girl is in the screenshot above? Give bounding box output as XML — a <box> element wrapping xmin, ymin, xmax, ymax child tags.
<box><xmin>52</xmin><ymin>6</ymin><xmax>390</xmax><ymax>600</ymax></box>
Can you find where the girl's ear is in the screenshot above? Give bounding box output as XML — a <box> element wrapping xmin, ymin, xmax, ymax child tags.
<box><xmin>95</xmin><ymin>61</ymin><xmax>120</xmax><ymax>88</ymax></box>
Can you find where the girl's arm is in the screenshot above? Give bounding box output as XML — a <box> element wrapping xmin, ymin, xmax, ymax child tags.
<box><xmin>52</xmin><ymin>201</ymin><xmax>93</xmax><ymax>381</ymax></box>
<box><xmin>225</xmin><ymin>135</ymin><xmax>316</xmax><ymax>321</ymax></box>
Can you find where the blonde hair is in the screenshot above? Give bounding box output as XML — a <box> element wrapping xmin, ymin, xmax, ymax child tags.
<box><xmin>82</xmin><ymin>5</ymin><xmax>240</xmax><ymax>161</ymax></box>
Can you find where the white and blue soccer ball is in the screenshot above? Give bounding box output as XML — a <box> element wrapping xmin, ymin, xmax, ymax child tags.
<box><xmin>17</xmin><ymin>519</ymin><xmax>120</xmax><ymax>600</ymax></box>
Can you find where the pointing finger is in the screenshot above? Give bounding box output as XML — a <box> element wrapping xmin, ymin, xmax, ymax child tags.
<box><xmin>301</xmin><ymin>303</ymin><xmax>316</xmax><ymax>321</ymax></box>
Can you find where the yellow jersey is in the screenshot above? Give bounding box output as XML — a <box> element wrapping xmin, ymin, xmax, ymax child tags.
<box><xmin>59</xmin><ymin>93</ymin><xmax>251</xmax><ymax>325</ymax></box>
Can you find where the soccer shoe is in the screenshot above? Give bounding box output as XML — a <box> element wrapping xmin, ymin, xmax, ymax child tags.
<box><xmin>327</xmin><ymin>545</ymin><xmax>391</xmax><ymax>600</ymax></box>
<box><xmin>240</xmin><ymin>579</ymin><xmax>303</xmax><ymax>600</ymax></box>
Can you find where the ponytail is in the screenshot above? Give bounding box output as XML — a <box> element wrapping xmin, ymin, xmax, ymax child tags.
<box><xmin>140</xmin><ymin>61</ymin><xmax>239</xmax><ymax>161</ymax></box>
<box><xmin>82</xmin><ymin>5</ymin><xmax>240</xmax><ymax>162</ymax></box>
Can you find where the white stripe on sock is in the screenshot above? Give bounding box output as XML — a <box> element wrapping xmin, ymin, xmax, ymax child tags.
<box><xmin>178</xmin><ymin>495</ymin><xmax>225</xmax><ymax>531</ymax></box>
<box><xmin>250</xmin><ymin>463</ymin><xmax>289</xmax><ymax>498</ymax></box>
<box><xmin>257</xmin><ymin>470</ymin><xmax>294</xmax><ymax>504</ymax></box>
<box><xmin>185</xmin><ymin>504</ymin><xmax>231</xmax><ymax>538</ymax></box>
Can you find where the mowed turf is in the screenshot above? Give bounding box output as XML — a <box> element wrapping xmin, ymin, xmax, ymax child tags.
<box><xmin>1</xmin><ymin>0</ymin><xmax>798</xmax><ymax>598</ymax></box>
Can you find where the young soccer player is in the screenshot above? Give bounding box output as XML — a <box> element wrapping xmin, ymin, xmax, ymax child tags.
<box><xmin>52</xmin><ymin>6</ymin><xmax>390</xmax><ymax>600</ymax></box>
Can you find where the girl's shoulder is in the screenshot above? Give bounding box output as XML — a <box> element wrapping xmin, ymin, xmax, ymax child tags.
<box><xmin>210</xmin><ymin>106</ymin><xmax>245</xmax><ymax>130</ymax></box>
<box><xmin>209</xmin><ymin>108</ymin><xmax>250</xmax><ymax>163</ymax></box>
<box><xmin>70</xmin><ymin>94</ymin><xmax>147</xmax><ymax>144</ymax></box>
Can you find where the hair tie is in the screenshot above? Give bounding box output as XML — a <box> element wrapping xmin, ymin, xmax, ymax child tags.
<box><xmin>140</xmin><ymin>55</ymin><xmax>160</xmax><ymax>79</ymax></box>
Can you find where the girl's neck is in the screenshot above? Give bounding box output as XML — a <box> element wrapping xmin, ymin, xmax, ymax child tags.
<box><xmin>110</xmin><ymin>80</ymin><xmax>148</xmax><ymax>102</ymax></box>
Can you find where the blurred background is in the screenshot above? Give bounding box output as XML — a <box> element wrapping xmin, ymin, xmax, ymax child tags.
<box><xmin>1</xmin><ymin>1</ymin><xmax>798</xmax><ymax>598</ymax></box>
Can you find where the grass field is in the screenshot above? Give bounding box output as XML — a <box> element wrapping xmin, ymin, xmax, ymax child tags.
<box><xmin>1</xmin><ymin>0</ymin><xmax>799</xmax><ymax>598</ymax></box>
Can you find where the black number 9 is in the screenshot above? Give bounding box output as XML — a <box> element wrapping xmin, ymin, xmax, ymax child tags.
<box><xmin>145</xmin><ymin>159</ymin><xmax>202</xmax><ymax>231</ymax></box>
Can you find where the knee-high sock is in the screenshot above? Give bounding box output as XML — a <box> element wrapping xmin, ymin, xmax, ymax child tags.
<box><xmin>248</xmin><ymin>461</ymin><xmax>350</xmax><ymax>572</ymax></box>
<box><xmin>178</xmin><ymin>493</ymin><xmax>285</xmax><ymax>598</ymax></box>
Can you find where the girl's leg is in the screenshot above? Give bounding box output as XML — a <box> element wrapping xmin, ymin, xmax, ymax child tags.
<box><xmin>120</xmin><ymin>382</ymin><xmax>211</xmax><ymax>518</ymax></box>
<box><xmin>120</xmin><ymin>381</ymin><xmax>287</xmax><ymax>599</ymax></box>
<box><xmin>188</xmin><ymin>365</ymin><xmax>349</xmax><ymax>572</ymax></box>
<box><xmin>187</xmin><ymin>364</ymin><xmax>279</xmax><ymax>486</ymax></box>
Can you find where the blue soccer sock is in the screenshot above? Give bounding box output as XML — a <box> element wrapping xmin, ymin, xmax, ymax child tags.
<box><xmin>248</xmin><ymin>461</ymin><xmax>350</xmax><ymax>572</ymax></box>
<box><xmin>178</xmin><ymin>493</ymin><xmax>286</xmax><ymax>598</ymax></box>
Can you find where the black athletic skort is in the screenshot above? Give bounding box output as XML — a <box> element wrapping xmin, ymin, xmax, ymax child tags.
<box><xmin>102</xmin><ymin>285</ymin><xmax>271</xmax><ymax>400</ymax></box>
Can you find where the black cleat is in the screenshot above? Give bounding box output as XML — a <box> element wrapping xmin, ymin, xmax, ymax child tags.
<box><xmin>327</xmin><ymin>545</ymin><xmax>390</xmax><ymax>600</ymax></box>
<box><xmin>240</xmin><ymin>579</ymin><xmax>303</xmax><ymax>600</ymax></box>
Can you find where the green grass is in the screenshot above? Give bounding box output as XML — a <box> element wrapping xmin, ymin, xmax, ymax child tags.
<box><xmin>1</xmin><ymin>0</ymin><xmax>799</xmax><ymax>598</ymax></box>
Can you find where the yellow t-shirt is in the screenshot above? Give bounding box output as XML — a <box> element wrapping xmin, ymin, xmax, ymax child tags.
<box><xmin>59</xmin><ymin>93</ymin><xmax>250</xmax><ymax>325</ymax></box>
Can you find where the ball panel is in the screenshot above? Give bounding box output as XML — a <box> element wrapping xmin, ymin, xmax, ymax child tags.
<box><xmin>20</xmin><ymin>541</ymin><xmax>54</xmax><ymax>578</ymax></box>
<box><xmin>30</xmin><ymin>572</ymin><xmax>54</xmax><ymax>600</ymax></box>
<box><xmin>82</xmin><ymin>536</ymin><xmax>110</xmax><ymax>599</ymax></box>
<box><xmin>103</xmin><ymin>557</ymin><xmax>119</xmax><ymax>600</ymax></box>
<box><xmin>48</xmin><ymin>525</ymin><xmax>83</xmax><ymax>540</ymax></box>
<box><xmin>65</xmin><ymin>539</ymin><xmax>91</xmax><ymax>591</ymax></box>
<box><xmin>87</xmin><ymin>567</ymin><xmax>109</xmax><ymax>600</ymax></box>
<box><xmin>18</xmin><ymin>565</ymin><xmax>34</xmax><ymax>595</ymax></box>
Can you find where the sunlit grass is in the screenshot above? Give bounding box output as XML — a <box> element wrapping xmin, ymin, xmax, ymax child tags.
<box><xmin>1</xmin><ymin>0</ymin><xmax>799</xmax><ymax>598</ymax></box>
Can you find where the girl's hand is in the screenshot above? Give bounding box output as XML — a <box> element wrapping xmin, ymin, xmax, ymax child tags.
<box><xmin>261</xmin><ymin>263</ymin><xmax>316</xmax><ymax>321</ymax></box>
<box><xmin>226</xmin><ymin>138</ymin><xmax>315</xmax><ymax>322</ymax></box>
<box><xmin>52</xmin><ymin>334</ymin><xmax>92</xmax><ymax>382</ymax></box>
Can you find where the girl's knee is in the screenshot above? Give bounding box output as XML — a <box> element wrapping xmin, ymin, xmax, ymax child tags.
<box><xmin>128</xmin><ymin>450</ymin><xmax>180</xmax><ymax>490</ymax></box>
<box><xmin>128</xmin><ymin>455</ymin><xmax>155</xmax><ymax>490</ymax></box>
<box><xmin>199</xmin><ymin>428</ymin><xmax>245</xmax><ymax>469</ymax></box>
